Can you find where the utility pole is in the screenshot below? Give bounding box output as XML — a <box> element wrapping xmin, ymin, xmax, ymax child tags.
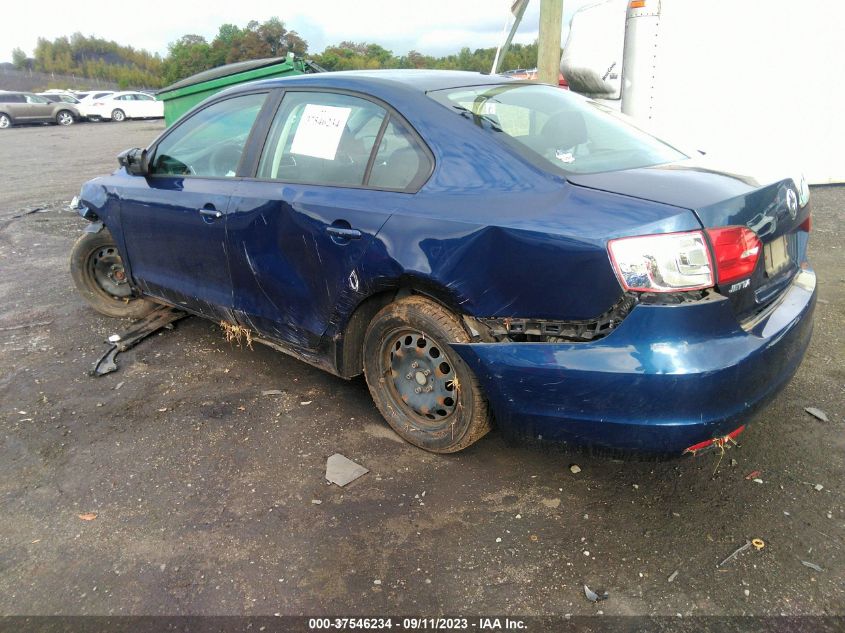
<box><xmin>537</xmin><ymin>0</ymin><xmax>563</xmax><ymax>85</ymax></box>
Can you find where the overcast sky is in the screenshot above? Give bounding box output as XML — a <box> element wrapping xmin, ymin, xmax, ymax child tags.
<box><xmin>2</xmin><ymin>0</ymin><xmax>591</xmax><ymax>63</ymax></box>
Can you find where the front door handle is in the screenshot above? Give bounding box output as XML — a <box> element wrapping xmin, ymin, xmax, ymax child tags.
<box><xmin>326</xmin><ymin>226</ymin><xmax>362</xmax><ymax>239</ymax></box>
<box><xmin>199</xmin><ymin>208</ymin><xmax>223</xmax><ymax>219</ymax></box>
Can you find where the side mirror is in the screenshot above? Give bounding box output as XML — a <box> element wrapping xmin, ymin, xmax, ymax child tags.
<box><xmin>117</xmin><ymin>147</ymin><xmax>149</xmax><ymax>176</ymax></box>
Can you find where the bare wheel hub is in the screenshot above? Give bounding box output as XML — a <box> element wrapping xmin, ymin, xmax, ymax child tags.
<box><xmin>89</xmin><ymin>246</ymin><xmax>132</xmax><ymax>299</ymax></box>
<box><xmin>386</xmin><ymin>330</ymin><xmax>458</xmax><ymax>423</ymax></box>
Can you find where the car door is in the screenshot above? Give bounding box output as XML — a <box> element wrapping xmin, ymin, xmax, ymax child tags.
<box><xmin>133</xmin><ymin>93</ymin><xmax>156</xmax><ymax>118</ymax></box>
<box><xmin>226</xmin><ymin>89</ymin><xmax>433</xmax><ymax>350</ymax></box>
<box><xmin>124</xmin><ymin>94</ymin><xmax>144</xmax><ymax>118</ymax></box>
<box><xmin>116</xmin><ymin>94</ymin><xmax>137</xmax><ymax>118</ymax></box>
<box><xmin>118</xmin><ymin>91</ymin><xmax>270</xmax><ymax>320</ymax></box>
<box><xmin>23</xmin><ymin>94</ymin><xmax>53</xmax><ymax>122</ymax></box>
<box><xmin>1</xmin><ymin>93</ymin><xmax>26</xmax><ymax>121</ymax></box>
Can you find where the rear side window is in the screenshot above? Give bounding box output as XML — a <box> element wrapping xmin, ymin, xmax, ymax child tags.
<box><xmin>258</xmin><ymin>91</ymin><xmax>386</xmax><ymax>187</ymax></box>
<box><xmin>151</xmin><ymin>92</ymin><xmax>267</xmax><ymax>178</ymax></box>
<box><xmin>368</xmin><ymin>117</ymin><xmax>431</xmax><ymax>190</ymax></box>
<box><xmin>0</xmin><ymin>93</ymin><xmax>24</xmax><ymax>103</ymax></box>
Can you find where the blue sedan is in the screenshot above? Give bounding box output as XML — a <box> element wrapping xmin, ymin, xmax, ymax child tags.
<box><xmin>70</xmin><ymin>70</ymin><xmax>815</xmax><ymax>454</ymax></box>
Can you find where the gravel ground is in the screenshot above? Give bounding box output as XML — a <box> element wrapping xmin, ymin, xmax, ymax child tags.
<box><xmin>0</xmin><ymin>121</ymin><xmax>843</xmax><ymax>619</ymax></box>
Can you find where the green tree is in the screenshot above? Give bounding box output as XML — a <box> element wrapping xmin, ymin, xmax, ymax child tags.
<box><xmin>11</xmin><ymin>47</ymin><xmax>30</xmax><ymax>70</ymax></box>
<box><xmin>162</xmin><ymin>34</ymin><xmax>212</xmax><ymax>84</ymax></box>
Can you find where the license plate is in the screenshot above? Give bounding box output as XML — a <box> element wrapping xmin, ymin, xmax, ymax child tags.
<box><xmin>764</xmin><ymin>236</ymin><xmax>789</xmax><ymax>276</ymax></box>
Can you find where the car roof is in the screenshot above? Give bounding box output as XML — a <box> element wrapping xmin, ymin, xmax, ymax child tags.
<box><xmin>247</xmin><ymin>69</ymin><xmax>519</xmax><ymax>95</ymax></box>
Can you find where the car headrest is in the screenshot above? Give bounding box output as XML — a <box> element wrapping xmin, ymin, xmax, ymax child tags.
<box><xmin>540</xmin><ymin>109</ymin><xmax>588</xmax><ymax>151</ymax></box>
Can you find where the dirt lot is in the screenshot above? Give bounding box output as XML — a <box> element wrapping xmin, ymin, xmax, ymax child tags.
<box><xmin>0</xmin><ymin>121</ymin><xmax>843</xmax><ymax>619</ymax></box>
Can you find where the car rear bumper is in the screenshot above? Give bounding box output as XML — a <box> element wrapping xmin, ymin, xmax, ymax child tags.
<box><xmin>452</xmin><ymin>268</ymin><xmax>816</xmax><ymax>454</ymax></box>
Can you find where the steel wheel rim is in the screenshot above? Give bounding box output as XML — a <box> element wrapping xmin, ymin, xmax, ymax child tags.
<box><xmin>113</xmin><ymin>110</ymin><xmax>124</xmax><ymax>121</ymax></box>
<box><xmin>0</xmin><ymin>116</ymin><xmax>9</xmax><ymax>129</ymax></box>
<box><xmin>58</xmin><ymin>112</ymin><xmax>72</xmax><ymax>125</ymax></box>
<box><xmin>87</xmin><ymin>245</ymin><xmax>132</xmax><ymax>299</ymax></box>
<box><xmin>381</xmin><ymin>327</ymin><xmax>459</xmax><ymax>429</ymax></box>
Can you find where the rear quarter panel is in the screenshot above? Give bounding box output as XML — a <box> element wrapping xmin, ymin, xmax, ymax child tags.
<box><xmin>327</xmin><ymin>84</ymin><xmax>704</xmax><ymax>324</ymax></box>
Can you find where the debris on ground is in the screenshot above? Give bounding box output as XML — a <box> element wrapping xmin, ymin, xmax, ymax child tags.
<box><xmin>10</xmin><ymin>206</ymin><xmax>47</xmax><ymax>219</ymax></box>
<box><xmin>745</xmin><ymin>470</ymin><xmax>761</xmax><ymax>480</ymax></box>
<box><xmin>570</xmin><ymin>464</ymin><xmax>581</xmax><ymax>474</ymax></box>
<box><xmin>78</xmin><ymin>512</ymin><xmax>98</xmax><ymax>521</ymax></box>
<box><xmin>583</xmin><ymin>584</ymin><xmax>608</xmax><ymax>602</ymax></box>
<box><xmin>718</xmin><ymin>540</ymin><xmax>752</xmax><ymax>568</ymax></box>
<box><xmin>310</xmin><ymin>499</ymin><xmax>322</xmax><ymax>505</ymax></box>
<box><xmin>325</xmin><ymin>453</ymin><xmax>369</xmax><ymax>487</ymax></box>
<box><xmin>667</xmin><ymin>570</ymin><xmax>679</xmax><ymax>583</ymax></box>
<box><xmin>219</xmin><ymin>321</ymin><xmax>253</xmax><ymax>349</ymax></box>
<box><xmin>91</xmin><ymin>307</ymin><xmax>187</xmax><ymax>376</ymax></box>
<box><xmin>814</xmin><ymin>484</ymin><xmax>824</xmax><ymax>492</ymax></box>
<box><xmin>753</xmin><ymin>478</ymin><xmax>764</xmax><ymax>484</ymax></box>
<box><xmin>752</xmin><ymin>538</ymin><xmax>765</xmax><ymax>550</ymax></box>
<box><xmin>261</xmin><ymin>389</ymin><xmax>285</xmax><ymax>396</ymax></box>
<box><xmin>801</xmin><ymin>560</ymin><xmax>823</xmax><ymax>572</ymax></box>
<box><xmin>804</xmin><ymin>407</ymin><xmax>829</xmax><ymax>422</ymax></box>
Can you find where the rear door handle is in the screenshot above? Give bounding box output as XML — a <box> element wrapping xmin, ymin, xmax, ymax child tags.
<box><xmin>199</xmin><ymin>208</ymin><xmax>223</xmax><ymax>219</ymax></box>
<box><xmin>326</xmin><ymin>226</ymin><xmax>362</xmax><ymax>239</ymax></box>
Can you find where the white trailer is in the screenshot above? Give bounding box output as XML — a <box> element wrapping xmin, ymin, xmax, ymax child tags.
<box><xmin>561</xmin><ymin>0</ymin><xmax>845</xmax><ymax>184</ymax></box>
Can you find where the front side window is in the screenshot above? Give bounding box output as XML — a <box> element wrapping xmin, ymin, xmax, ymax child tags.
<box><xmin>151</xmin><ymin>92</ymin><xmax>267</xmax><ymax>178</ymax></box>
<box><xmin>428</xmin><ymin>83</ymin><xmax>688</xmax><ymax>174</ymax></box>
<box><xmin>258</xmin><ymin>91</ymin><xmax>386</xmax><ymax>187</ymax></box>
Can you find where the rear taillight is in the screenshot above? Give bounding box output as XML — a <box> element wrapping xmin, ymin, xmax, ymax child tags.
<box><xmin>608</xmin><ymin>231</ymin><xmax>714</xmax><ymax>292</ymax></box>
<box><xmin>799</xmin><ymin>214</ymin><xmax>812</xmax><ymax>233</ymax></box>
<box><xmin>706</xmin><ymin>226</ymin><xmax>761</xmax><ymax>285</ymax></box>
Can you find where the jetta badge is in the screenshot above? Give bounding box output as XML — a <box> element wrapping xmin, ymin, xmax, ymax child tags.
<box><xmin>786</xmin><ymin>188</ymin><xmax>798</xmax><ymax>216</ymax></box>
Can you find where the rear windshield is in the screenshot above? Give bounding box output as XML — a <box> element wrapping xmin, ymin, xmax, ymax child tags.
<box><xmin>428</xmin><ymin>83</ymin><xmax>688</xmax><ymax>174</ymax></box>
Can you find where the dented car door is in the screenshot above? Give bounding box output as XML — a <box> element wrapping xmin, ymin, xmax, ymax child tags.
<box><xmin>225</xmin><ymin>90</ymin><xmax>431</xmax><ymax>350</ymax></box>
<box><xmin>119</xmin><ymin>92</ymin><xmax>268</xmax><ymax>320</ymax></box>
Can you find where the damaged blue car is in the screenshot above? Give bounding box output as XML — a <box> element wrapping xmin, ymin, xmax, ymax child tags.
<box><xmin>71</xmin><ymin>70</ymin><xmax>816</xmax><ymax>454</ymax></box>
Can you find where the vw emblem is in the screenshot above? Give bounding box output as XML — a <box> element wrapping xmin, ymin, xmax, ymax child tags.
<box><xmin>786</xmin><ymin>188</ymin><xmax>798</xmax><ymax>216</ymax></box>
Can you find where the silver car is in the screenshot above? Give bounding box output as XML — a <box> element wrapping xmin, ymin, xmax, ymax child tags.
<box><xmin>0</xmin><ymin>91</ymin><xmax>81</xmax><ymax>129</ymax></box>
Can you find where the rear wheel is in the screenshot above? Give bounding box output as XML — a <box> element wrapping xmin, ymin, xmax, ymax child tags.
<box><xmin>363</xmin><ymin>296</ymin><xmax>492</xmax><ymax>453</ymax></box>
<box><xmin>0</xmin><ymin>113</ymin><xmax>10</xmax><ymax>129</ymax></box>
<box><xmin>111</xmin><ymin>109</ymin><xmax>126</xmax><ymax>122</ymax></box>
<box><xmin>70</xmin><ymin>230</ymin><xmax>156</xmax><ymax>319</ymax></box>
<box><xmin>56</xmin><ymin>110</ymin><xmax>74</xmax><ymax>126</ymax></box>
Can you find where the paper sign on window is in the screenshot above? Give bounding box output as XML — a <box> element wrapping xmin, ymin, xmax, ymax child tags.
<box><xmin>290</xmin><ymin>104</ymin><xmax>352</xmax><ymax>160</ymax></box>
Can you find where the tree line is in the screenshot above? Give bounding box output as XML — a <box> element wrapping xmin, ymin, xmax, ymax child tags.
<box><xmin>11</xmin><ymin>17</ymin><xmax>541</xmax><ymax>90</ymax></box>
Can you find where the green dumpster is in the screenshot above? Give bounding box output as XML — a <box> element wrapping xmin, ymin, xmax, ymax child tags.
<box><xmin>157</xmin><ymin>53</ymin><xmax>320</xmax><ymax>127</ymax></box>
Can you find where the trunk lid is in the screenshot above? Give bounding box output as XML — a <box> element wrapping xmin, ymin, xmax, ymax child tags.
<box><xmin>567</xmin><ymin>160</ymin><xmax>810</xmax><ymax>321</ymax></box>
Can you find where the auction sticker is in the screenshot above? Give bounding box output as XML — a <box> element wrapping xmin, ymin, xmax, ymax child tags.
<box><xmin>290</xmin><ymin>104</ymin><xmax>352</xmax><ymax>160</ymax></box>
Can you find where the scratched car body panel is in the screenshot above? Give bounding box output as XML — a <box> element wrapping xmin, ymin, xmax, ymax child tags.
<box><xmin>74</xmin><ymin>70</ymin><xmax>816</xmax><ymax>454</ymax></box>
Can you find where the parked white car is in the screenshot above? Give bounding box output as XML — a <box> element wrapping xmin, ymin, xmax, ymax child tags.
<box><xmin>76</xmin><ymin>91</ymin><xmax>116</xmax><ymax>116</ymax></box>
<box><xmin>83</xmin><ymin>91</ymin><xmax>164</xmax><ymax>122</ymax></box>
